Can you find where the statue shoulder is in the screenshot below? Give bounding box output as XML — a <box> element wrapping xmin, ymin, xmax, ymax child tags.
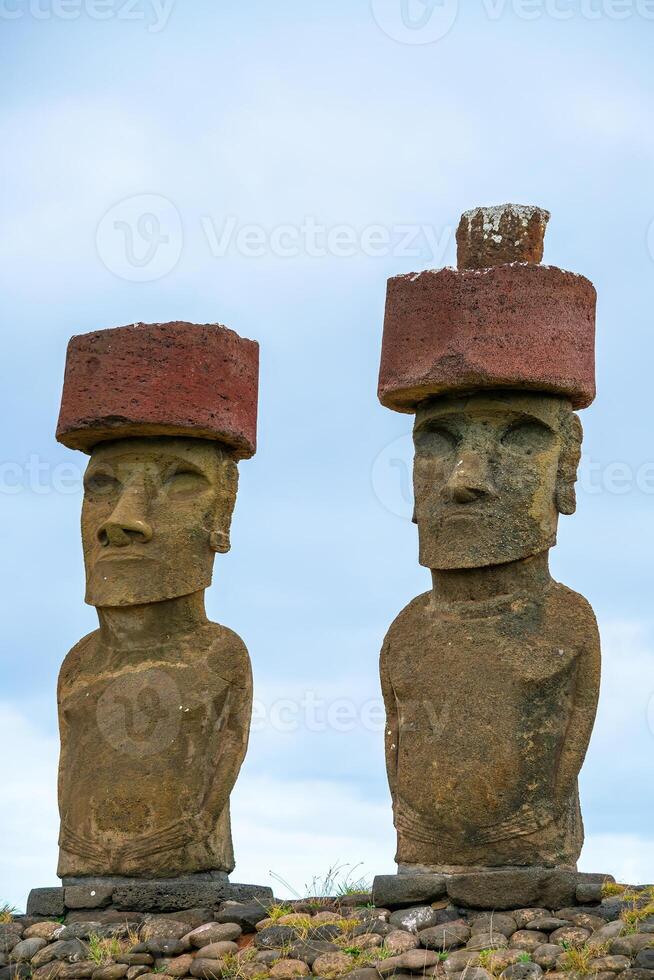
<box><xmin>58</xmin><ymin>630</ymin><xmax>100</xmax><ymax>696</ymax></box>
<box><xmin>203</xmin><ymin>621</ymin><xmax>252</xmax><ymax>687</ymax></box>
<box><xmin>547</xmin><ymin>581</ymin><xmax>600</xmax><ymax>650</ymax></box>
<box><xmin>381</xmin><ymin>591</ymin><xmax>432</xmax><ymax>660</ymax></box>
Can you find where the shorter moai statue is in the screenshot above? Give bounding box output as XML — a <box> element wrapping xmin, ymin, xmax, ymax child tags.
<box><xmin>377</xmin><ymin>205</ymin><xmax>601</xmax><ymax>873</ymax></box>
<box><xmin>55</xmin><ymin>321</ymin><xmax>258</xmax><ymax>880</ymax></box>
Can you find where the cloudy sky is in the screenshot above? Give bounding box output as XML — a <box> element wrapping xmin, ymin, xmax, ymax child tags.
<box><xmin>2</xmin><ymin>0</ymin><xmax>654</xmax><ymax>909</ymax></box>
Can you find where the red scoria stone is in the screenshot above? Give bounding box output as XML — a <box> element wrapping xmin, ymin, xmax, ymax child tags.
<box><xmin>56</xmin><ymin>321</ymin><xmax>259</xmax><ymax>457</ymax></box>
<box><xmin>378</xmin><ymin>263</ymin><xmax>596</xmax><ymax>412</ymax></box>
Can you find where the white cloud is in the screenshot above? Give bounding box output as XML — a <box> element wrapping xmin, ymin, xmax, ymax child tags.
<box><xmin>581</xmin><ymin>834</ymin><xmax>654</xmax><ymax>885</ymax></box>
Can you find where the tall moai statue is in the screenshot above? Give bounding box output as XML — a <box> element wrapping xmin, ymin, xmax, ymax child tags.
<box><xmin>55</xmin><ymin>321</ymin><xmax>258</xmax><ymax>880</ymax></box>
<box><xmin>378</xmin><ymin>205</ymin><xmax>601</xmax><ymax>873</ymax></box>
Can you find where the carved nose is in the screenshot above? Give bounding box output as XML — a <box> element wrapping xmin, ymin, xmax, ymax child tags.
<box><xmin>97</xmin><ymin>486</ymin><xmax>153</xmax><ymax>547</ymax></box>
<box><xmin>98</xmin><ymin>519</ymin><xmax>153</xmax><ymax>547</ymax></box>
<box><xmin>443</xmin><ymin>450</ymin><xmax>498</xmax><ymax>504</ymax></box>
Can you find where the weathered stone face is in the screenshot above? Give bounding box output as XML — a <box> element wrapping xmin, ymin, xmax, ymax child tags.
<box><xmin>82</xmin><ymin>437</ymin><xmax>237</xmax><ymax>607</ymax></box>
<box><xmin>412</xmin><ymin>392</ymin><xmax>581</xmax><ymax>570</ymax></box>
<box><xmin>55</xmin><ymin>320</ymin><xmax>258</xmax><ymax>881</ymax></box>
<box><xmin>378</xmin><ymin>204</ymin><xmax>601</xmax><ymax>875</ymax></box>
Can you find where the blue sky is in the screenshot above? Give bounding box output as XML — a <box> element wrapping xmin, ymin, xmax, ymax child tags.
<box><xmin>2</xmin><ymin>0</ymin><xmax>654</xmax><ymax>909</ymax></box>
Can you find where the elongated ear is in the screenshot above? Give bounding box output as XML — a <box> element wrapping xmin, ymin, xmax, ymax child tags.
<box><xmin>209</xmin><ymin>449</ymin><xmax>239</xmax><ymax>554</ymax></box>
<box><xmin>556</xmin><ymin>411</ymin><xmax>583</xmax><ymax>516</ymax></box>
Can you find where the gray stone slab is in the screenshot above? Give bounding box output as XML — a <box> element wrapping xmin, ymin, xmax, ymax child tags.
<box><xmin>372</xmin><ymin>873</ymin><xmax>447</xmax><ymax>909</ymax></box>
<box><xmin>446</xmin><ymin>868</ymin><xmax>580</xmax><ymax>910</ymax></box>
<box><xmin>111</xmin><ymin>880</ymin><xmax>272</xmax><ymax>912</ymax></box>
<box><xmin>26</xmin><ymin>888</ymin><xmax>66</xmax><ymax>918</ymax></box>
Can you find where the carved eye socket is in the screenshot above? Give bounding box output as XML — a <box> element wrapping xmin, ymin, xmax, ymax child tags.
<box><xmin>162</xmin><ymin>468</ymin><xmax>209</xmax><ymax>498</ymax></box>
<box><xmin>84</xmin><ymin>470</ymin><xmax>120</xmax><ymax>497</ymax></box>
<box><xmin>501</xmin><ymin>420</ymin><xmax>554</xmax><ymax>456</ymax></box>
<box><xmin>414</xmin><ymin>425</ymin><xmax>458</xmax><ymax>456</ymax></box>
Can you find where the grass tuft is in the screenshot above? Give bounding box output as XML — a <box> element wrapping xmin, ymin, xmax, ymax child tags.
<box><xmin>87</xmin><ymin>933</ymin><xmax>127</xmax><ymax>965</ymax></box>
<box><xmin>0</xmin><ymin>904</ymin><xmax>17</xmax><ymax>923</ymax></box>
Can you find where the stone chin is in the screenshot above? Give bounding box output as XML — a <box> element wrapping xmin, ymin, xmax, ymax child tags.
<box><xmin>85</xmin><ymin>558</ymin><xmax>214</xmax><ymax>607</ymax></box>
<box><xmin>419</xmin><ymin>522</ymin><xmax>559</xmax><ymax>571</ymax></box>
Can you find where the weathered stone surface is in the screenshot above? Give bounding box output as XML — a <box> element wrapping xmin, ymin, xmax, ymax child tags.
<box><xmin>589</xmin><ymin>956</ymin><xmax>632</xmax><ymax>972</ymax></box>
<box><xmin>612</xmin><ymin>936</ymin><xmax>654</xmax><ymax>957</ymax></box>
<box><xmin>54</xmin><ymin>320</ymin><xmax>260</xmax><ymax>881</ymax></box>
<box><xmin>285</xmin><ymin>942</ymin><xmax>340</xmax><ymax>966</ymax></box>
<box><xmin>268</xmin><ymin>960</ymin><xmax>310</xmax><ymax>979</ymax></box>
<box><xmin>185</xmin><ymin>924</ymin><xmax>242</xmax><ymax>948</ymax></box>
<box><xmin>532</xmin><ymin>944</ymin><xmax>564</xmax><ymax>969</ymax></box>
<box><xmin>466</xmin><ymin>932</ymin><xmax>508</xmax><ymax>951</ymax></box>
<box><xmin>636</xmin><ymin>951</ymin><xmax>654</xmax><ymax>970</ymax></box>
<box><xmin>310</xmin><ymin>952</ymin><xmax>353</xmax><ymax>977</ymax></box>
<box><xmin>576</xmin><ymin>882</ymin><xmax>605</xmax><ymax>903</ymax></box>
<box><xmin>91</xmin><ymin>967</ymin><xmax>128</xmax><ymax>980</ymax></box>
<box><xmin>27</xmin><ymin>890</ymin><xmax>66</xmax><ymax>918</ymax></box>
<box><xmin>500</xmin><ymin>964</ymin><xmax>543</xmax><ymax>980</ymax></box>
<box><xmin>445</xmin><ymin>871</ymin><xmax>582</xmax><ymax>911</ymax></box>
<box><xmin>456</xmin><ymin>204</ymin><xmax>550</xmax><ymax>270</ymax></box>
<box><xmin>190</xmin><ymin>960</ymin><xmax>229</xmax><ymax>980</ymax></box>
<box><xmin>64</xmin><ymin>887</ymin><xmax>114</xmax><ymax>911</ymax></box>
<box><xmin>214</xmin><ymin>902</ymin><xmax>270</xmax><ymax>931</ymax></box>
<box><xmin>383</xmin><ymin>931</ymin><xmax>419</xmax><ymax>954</ymax></box>
<box><xmin>378</xmin><ymin>266</ymin><xmax>596</xmax><ymax>413</ymax></box>
<box><xmin>418</xmin><ymin>923</ymin><xmax>470</xmax><ymax>950</ymax></box>
<box><xmin>378</xmin><ymin>208</ymin><xmax>600</xmax><ymax>871</ymax></box>
<box><xmin>32</xmin><ymin>941</ymin><xmax>88</xmax><ymax>968</ymax></box>
<box><xmin>512</xmin><ymin>911</ymin><xmax>549</xmax><ymax>930</ymax></box>
<box><xmin>112</xmin><ymin>884</ymin><xmax>271</xmax><ymax>916</ymax></box>
<box><xmin>549</xmin><ymin>926</ymin><xmax>590</xmax><ymax>947</ymax></box>
<box><xmin>372</xmin><ymin>875</ymin><xmax>446</xmax><ymax>909</ymax></box>
<box><xmin>24</xmin><ymin>925</ymin><xmax>62</xmax><ymax>942</ymax></box>
<box><xmin>0</xmin><ymin>928</ymin><xmax>23</xmax><ymax>955</ymax></box>
<box><xmin>254</xmin><ymin>928</ymin><xmax>297</xmax><ymax>950</ymax></box>
<box><xmin>525</xmin><ymin>917</ymin><xmax>570</xmax><ymax>932</ymax></box>
<box><xmin>469</xmin><ymin>913</ymin><xmax>517</xmax><ymax>937</ymax></box>
<box><xmin>509</xmin><ymin>931</ymin><xmax>549</xmax><ymax>951</ymax></box>
<box><xmin>10</xmin><ymin>939</ymin><xmax>48</xmax><ymax>962</ymax></box>
<box><xmin>126</xmin><ymin>967</ymin><xmax>150</xmax><ymax>980</ymax></box>
<box><xmin>388</xmin><ymin>906</ymin><xmax>440</xmax><ymax>934</ymax></box>
<box><xmin>57</xmin><ymin>322</ymin><xmax>259</xmax><ymax>458</ymax></box>
<box><xmin>443</xmin><ymin>950</ymin><xmax>481</xmax><ymax>973</ymax></box>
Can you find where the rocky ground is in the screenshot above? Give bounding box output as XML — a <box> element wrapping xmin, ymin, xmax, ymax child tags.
<box><xmin>2</xmin><ymin>881</ymin><xmax>653</xmax><ymax>980</ymax></box>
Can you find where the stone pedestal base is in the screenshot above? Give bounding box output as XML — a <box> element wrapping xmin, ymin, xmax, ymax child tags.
<box><xmin>26</xmin><ymin>877</ymin><xmax>273</xmax><ymax>918</ymax></box>
<box><xmin>373</xmin><ymin>867</ymin><xmax>615</xmax><ymax>909</ymax></box>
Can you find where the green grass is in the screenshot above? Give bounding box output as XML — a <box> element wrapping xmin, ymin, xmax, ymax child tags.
<box><xmin>87</xmin><ymin>934</ymin><xmax>126</xmax><ymax>966</ymax></box>
<box><xmin>269</xmin><ymin>862</ymin><xmax>371</xmax><ymax>906</ymax></box>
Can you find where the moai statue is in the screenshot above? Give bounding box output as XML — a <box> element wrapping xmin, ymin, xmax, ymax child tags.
<box><xmin>378</xmin><ymin>205</ymin><xmax>601</xmax><ymax>873</ymax></box>
<box><xmin>55</xmin><ymin>321</ymin><xmax>258</xmax><ymax>880</ymax></box>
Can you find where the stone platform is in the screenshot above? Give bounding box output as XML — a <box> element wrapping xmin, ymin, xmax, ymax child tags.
<box><xmin>4</xmin><ymin>872</ymin><xmax>654</xmax><ymax>980</ymax></box>
<box><xmin>26</xmin><ymin>878</ymin><xmax>274</xmax><ymax>918</ymax></box>
<box><xmin>372</xmin><ymin>868</ymin><xmax>618</xmax><ymax>911</ymax></box>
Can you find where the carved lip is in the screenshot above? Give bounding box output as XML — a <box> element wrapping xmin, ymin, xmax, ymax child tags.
<box><xmin>96</xmin><ymin>551</ymin><xmax>152</xmax><ymax>563</ymax></box>
<box><xmin>441</xmin><ymin>508</ymin><xmax>484</xmax><ymax>522</ymax></box>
